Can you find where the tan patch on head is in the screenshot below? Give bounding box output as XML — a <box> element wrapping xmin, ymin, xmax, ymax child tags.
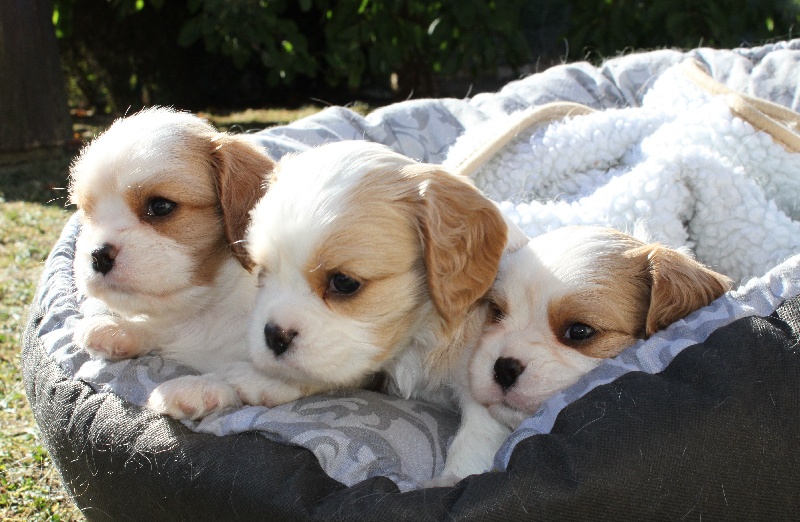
<box><xmin>119</xmin><ymin>132</ymin><xmax>272</xmax><ymax>287</ymax></box>
<box><xmin>543</xmin><ymin>229</ymin><xmax>649</xmax><ymax>359</ymax></box>
<box><xmin>545</xmin><ymin>227</ymin><xmax>732</xmax><ymax>359</ymax></box>
<box><xmin>548</xmin><ymin>287</ymin><xmax>648</xmax><ymax>359</ymax></box>
<box><xmin>122</xmin><ymin>161</ymin><xmax>229</xmax><ymax>287</ymax></box>
<box><xmin>70</xmin><ymin>183</ymin><xmax>96</xmax><ymax>214</ymax></box>
<box><xmin>305</xmin><ymin>182</ymin><xmax>428</xmax><ymax>364</ymax></box>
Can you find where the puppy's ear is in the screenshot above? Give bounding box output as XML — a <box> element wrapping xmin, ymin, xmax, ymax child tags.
<box><xmin>410</xmin><ymin>167</ymin><xmax>507</xmax><ymax>323</ymax></box>
<box><xmin>635</xmin><ymin>245</ymin><xmax>732</xmax><ymax>336</ymax></box>
<box><xmin>210</xmin><ymin>134</ymin><xmax>274</xmax><ymax>271</ymax></box>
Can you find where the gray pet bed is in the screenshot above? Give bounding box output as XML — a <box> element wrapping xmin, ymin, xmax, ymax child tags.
<box><xmin>24</xmin><ymin>39</ymin><xmax>800</xmax><ymax>520</ymax></box>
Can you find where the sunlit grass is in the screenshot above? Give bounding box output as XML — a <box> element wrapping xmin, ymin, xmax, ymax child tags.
<box><xmin>0</xmin><ymin>199</ymin><xmax>75</xmax><ymax>521</ymax></box>
<box><xmin>202</xmin><ymin>102</ymin><xmax>369</xmax><ymax>132</ymax></box>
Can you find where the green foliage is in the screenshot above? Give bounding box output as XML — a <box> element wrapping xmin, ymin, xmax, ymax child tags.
<box><xmin>52</xmin><ymin>0</ymin><xmax>532</xmax><ymax>110</ymax></box>
<box><xmin>178</xmin><ymin>0</ymin><xmax>317</xmax><ymax>85</ymax></box>
<box><xmin>318</xmin><ymin>0</ymin><xmax>530</xmax><ymax>92</ymax></box>
<box><xmin>53</xmin><ymin>0</ymin><xmax>194</xmax><ymax>112</ymax></box>
<box><xmin>563</xmin><ymin>0</ymin><xmax>800</xmax><ymax>60</ymax></box>
<box><xmin>173</xmin><ymin>0</ymin><xmax>530</xmax><ymax>92</ymax></box>
<box><xmin>51</xmin><ymin>0</ymin><xmax>800</xmax><ymax>111</ymax></box>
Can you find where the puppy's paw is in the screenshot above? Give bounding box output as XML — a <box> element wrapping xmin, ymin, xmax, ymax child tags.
<box><xmin>215</xmin><ymin>362</ymin><xmax>310</xmax><ymax>407</ymax></box>
<box><xmin>233</xmin><ymin>376</ymin><xmax>308</xmax><ymax>408</ymax></box>
<box><xmin>74</xmin><ymin>315</ymin><xmax>151</xmax><ymax>360</ymax></box>
<box><xmin>147</xmin><ymin>375</ymin><xmax>242</xmax><ymax>421</ymax></box>
<box><xmin>421</xmin><ymin>473</ymin><xmax>461</xmax><ymax>489</ymax></box>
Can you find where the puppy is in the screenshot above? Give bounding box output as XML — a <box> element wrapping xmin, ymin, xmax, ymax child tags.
<box><xmin>442</xmin><ymin>225</ymin><xmax>733</xmax><ymax>481</ymax></box>
<box><xmin>69</xmin><ymin>107</ymin><xmax>273</xmax><ymax>418</ymax></box>
<box><xmin>244</xmin><ymin>140</ymin><xmax>510</xmax><ymax>402</ymax></box>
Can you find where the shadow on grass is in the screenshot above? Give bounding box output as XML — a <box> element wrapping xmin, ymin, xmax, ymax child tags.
<box><xmin>0</xmin><ymin>147</ymin><xmax>77</xmax><ymax>207</ymax></box>
<box><xmin>0</xmin><ymin>112</ymin><xmax>115</xmax><ymax>207</ymax></box>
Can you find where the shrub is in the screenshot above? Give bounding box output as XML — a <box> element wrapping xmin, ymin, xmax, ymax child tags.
<box><xmin>563</xmin><ymin>0</ymin><xmax>800</xmax><ymax>60</ymax></box>
<box><xmin>52</xmin><ymin>0</ymin><xmax>800</xmax><ymax>111</ymax></box>
<box><xmin>53</xmin><ymin>0</ymin><xmax>531</xmax><ymax>110</ymax></box>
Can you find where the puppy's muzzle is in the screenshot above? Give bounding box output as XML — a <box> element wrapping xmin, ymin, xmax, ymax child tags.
<box><xmin>494</xmin><ymin>357</ymin><xmax>525</xmax><ymax>391</ymax></box>
<box><xmin>91</xmin><ymin>243</ymin><xmax>118</xmax><ymax>275</ymax></box>
<box><xmin>264</xmin><ymin>323</ymin><xmax>298</xmax><ymax>356</ymax></box>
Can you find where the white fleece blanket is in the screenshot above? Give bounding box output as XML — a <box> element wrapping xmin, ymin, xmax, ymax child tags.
<box><xmin>444</xmin><ymin>60</ymin><xmax>800</xmax><ymax>284</ymax></box>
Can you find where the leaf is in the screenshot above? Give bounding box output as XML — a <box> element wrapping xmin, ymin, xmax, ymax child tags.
<box><xmin>178</xmin><ymin>18</ymin><xmax>204</xmax><ymax>47</ymax></box>
<box><xmin>427</xmin><ymin>17</ymin><xmax>441</xmax><ymax>36</ymax></box>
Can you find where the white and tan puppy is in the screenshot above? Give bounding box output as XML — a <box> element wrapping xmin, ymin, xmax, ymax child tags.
<box><xmin>242</xmin><ymin>140</ymin><xmax>508</xmax><ymax>405</ymax></box>
<box><xmin>69</xmin><ymin>107</ymin><xmax>273</xmax><ymax>416</ymax></box>
<box><xmin>442</xmin><ymin>225</ymin><xmax>732</xmax><ymax>481</ymax></box>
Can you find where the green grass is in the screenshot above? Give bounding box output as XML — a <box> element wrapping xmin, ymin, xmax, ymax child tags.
<box><xmin>0</xmin><ymin>149</ymin><xmax>76</xmax><ymax>521</ymax></box>
<box><xmin>0</xmin><ymin>105</ymin><xmax>332</xmax><ymax>520</ymax></box>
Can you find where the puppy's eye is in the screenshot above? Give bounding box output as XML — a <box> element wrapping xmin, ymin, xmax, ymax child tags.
<box><xmin>147</xmin><ymin>197</ymin><xmax>176</xmax><ymax>217</ymax></box>
<box><xmin>328</xmin><ymin>273</ymin><xmax>361</xmax><ymax>296</ymax></box>
<box><xmin>487</xmin><ymin>300</ymin><xmax>505</xmax><ymax>324</ymax></box>
<box><xmin>564</xmin><ymin>323</ymin><xmax>596</xmax><ymax>341</ymax></box>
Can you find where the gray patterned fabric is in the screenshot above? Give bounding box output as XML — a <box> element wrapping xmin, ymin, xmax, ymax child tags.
<box><xmin>32</xmin><ymin>39</ymin><xmax>800</xmax><ymax>492</ymax></box>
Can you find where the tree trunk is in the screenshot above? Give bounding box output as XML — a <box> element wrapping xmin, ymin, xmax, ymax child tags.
<box><xmin>0</xmin><ymin>0</ymin><xmax>70</xmax><ymax>153</ymax></box>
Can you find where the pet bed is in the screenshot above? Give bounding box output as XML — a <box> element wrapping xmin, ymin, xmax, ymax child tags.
<box><xmin>23</xmin><ymin>39</ymin><xmax>800</xmax><ymax>520</ymax></box>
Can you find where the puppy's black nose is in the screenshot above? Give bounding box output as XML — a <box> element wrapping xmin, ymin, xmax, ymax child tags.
<box><xmin>91</xmin><ymin>243</ymin><xmax>117</xmax><ymax>275</ymax></box>
<box><xmin>264</xmin><ymin>323</ymin><xmax>297</xmax><ymax>356</ymax></box>
<box><xmin>494</xmin><ymin>357</ymin><xmax>525</xmax><ymax>391</ymax></box>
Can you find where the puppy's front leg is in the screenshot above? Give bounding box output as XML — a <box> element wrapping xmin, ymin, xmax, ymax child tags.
<box><xmin>217</xmin><ymin>362</ymin><xmax>313</xmax><ymax>407</ymax></box>
<box><xmin>147</xmin><ymin>362</ymin><xmax>312</xmax><ymax>421</ymax></box>
<box><xmin>74</xmin><ymin>315</ymin><xmax>155</xmax><ymax>360</ymax></box>
<box><xmin>429</xmin><ymin>397</ymin><xmax>511</xmax><ymax>487</ymax></box>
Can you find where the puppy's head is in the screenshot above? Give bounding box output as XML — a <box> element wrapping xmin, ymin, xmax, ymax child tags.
<box><xmin>470</xmin><ymin>225</ymin><xmax>732</xmax><ymax>428</ymax></box>
<box><xmin>69</xmin><ymin>107</ymin><xmax>273</xmax><ymax>316</ymax></box>
<box><xmin>245</xmin><ymin>141</ymin><xmax>507</xmax><ymax>387</ymax></box>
